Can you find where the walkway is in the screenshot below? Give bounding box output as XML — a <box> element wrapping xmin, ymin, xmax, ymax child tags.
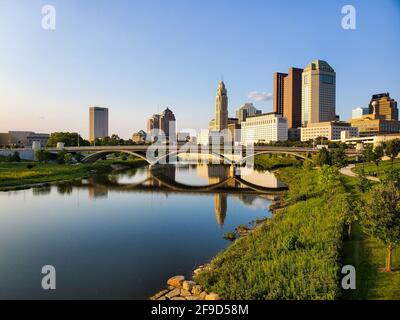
<box><xmin>340</xmin><ymin>164</ymin><xmax>380</xmax><ymax>182</ymax></box>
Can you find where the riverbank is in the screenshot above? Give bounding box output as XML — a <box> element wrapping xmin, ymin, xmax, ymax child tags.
<box><xmin>193</xmin><ymin>165</ymin><xmax>347</xmax><ymax>299</ymax></box>
<box><xmin>0</xmin><ymin>159</ymin><xmax>147</xmax><ymax>191</ymax></box>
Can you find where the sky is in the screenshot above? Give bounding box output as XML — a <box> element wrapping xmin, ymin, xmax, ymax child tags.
<box><xmin>0</xmin><ymin>0</ymin><xmax>399</xmax><ymax>139</ymax></box>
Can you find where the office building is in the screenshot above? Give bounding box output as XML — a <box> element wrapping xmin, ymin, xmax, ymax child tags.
<box><xmin>209</xmin><ymin>81</ymin><xmax>228</xmax><ymax>131</ymax></box>
<box><xmin>301</xmin><ymin>60</ymin><xmax>336</xmax><ymax>126</ymax></box>
<box><xmin>241</xmin><ymin>113</ymin><xmax>288</xmax><ymax>145</ymax></box>
<box><xmin>352</xmin><ymin>107</ymin><xmax>369</xmax><ymax>119</ymax></box>
<box><xmin>0</xmin><ymin>131</ymin><xmax>49</xmax><ymax>148</ymax></box>
<box><xmin>283</xmin><ymin>67</ymin><xmax>303</xmax><ymax>129</ymax></box>
<box><xmin>89</xmin><ymin>107</ymin><xmax>109</xmax><ymax>142</ymax></box>
<box><xmin>300</xmin><ymin>121</ymin><xmax>358</xmax><ymax>141</ymax></box>
<box><xmin>159</xmin><ymin>107</ymin><xmax>176</xmax><ymax>141</ymax></box>
<box><xmin>235</xmin><ymin>103</ymin><xmax>261</xmax><ymax>123</ymax></box>
<box><xmin>273</xmin><ymin>72</ymin><xmax>287</xmax><ymax>115</ymax></box>
<box><xmin>26</xmin><ymin>133</ymin><xmax>50</xmax><ymax>148</ymax></box>
<box><xmin>368</xmin><ymin>93</ymin><xmax>398</xmax><ymax>121</ymax></box>
<box><xmin>350</xmin><ymin>114</ymin><xmax>400</xmax><ymax>137</ymax></box>
<box><xmin>132</xmin><ymin>130</ymin><xmax>147</xmax><ymax>143</ymax></box>
<box><xmin>273</xmin><ymin>67</ymin><xmax>303</xmax><ymax>130</ymax></box>
<box><xmin>147</xmin><ymin>114</ymin><xmax>160</xmax><ymax>133</ymax></box>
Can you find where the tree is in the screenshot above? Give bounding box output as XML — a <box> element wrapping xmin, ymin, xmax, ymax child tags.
<box><xmin>362</xmin><ymin>179</ymin><xmax>400</xmax><ymax>272</ymax></box>
<box><xmin>56</xmin><ymin>150</ymin><xmax>67</xmax><ymax>164</ymax></box>
<box><xmin>316</xmin><ymin>148</ymin><xmax>331</xmax><ymax>166</ymax></box>
<box><xmin>362</xmin><ymin>144</ymin><xmax>375</xmax><ymax>164</ymax></box>
<box><xmin>7</xmin><ymin>151</ymin><xmax>21</xmax><ymax>162</ymax></box>
<box><xmin>385</xmin><ymin>139</ymin><xmax>400</xmax><ymax>166</ymax></box>
<box><xmin>46</xmin><ymin>132</ymin><xmax>90</xmax><ymax>147</ymax></box>
<box><xmin>331</xmin><ymin>146</ymin><xmax>347</xmax><ymax>168</ymax></box>
<box><xmin>373</xmin><ymin>145</ymin><xmax>384</xmax><ymax>170</ymax></box>
<box><xmin>357</xmin><ymin>168</ymin><xmax>372</xmax><ymax>193</ymax></box>
<box><xmin>36</xmin><ymin>149</ymin><xmax>52</xmax><ymax>163</ymax></box>
<box><xmin>319</xmin><ymin>165</ymin><xmax>340</xmax><ymax>188</ymax></box>
<box><xmin>339</xmin><ymin>194</ymin><xmax>361</xmax><ymax>240</ymax></box>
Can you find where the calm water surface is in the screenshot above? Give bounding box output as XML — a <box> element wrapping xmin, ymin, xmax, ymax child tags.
<box><xmin>0</xmin><ymin>164</ymin><xmax>283</xmax><ymax>299</ymax></box>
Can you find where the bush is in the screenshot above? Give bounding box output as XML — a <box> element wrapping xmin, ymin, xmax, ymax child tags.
<box><xmin>6</xmin><ymin>152</ymin><xmax>21</xmax><ymax>162</ymax></box>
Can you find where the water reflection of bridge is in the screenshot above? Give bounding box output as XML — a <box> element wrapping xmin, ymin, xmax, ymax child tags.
<box><xmin>79</xmin><ymin>164</ymin><xmax>285</xmax><ymax>227</ymax></box>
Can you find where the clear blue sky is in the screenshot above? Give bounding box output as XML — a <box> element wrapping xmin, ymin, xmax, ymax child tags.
<box><xmin>1</xmin><ymin>0</ymin><xmax>399</xmax><ymax>139</ymax></box>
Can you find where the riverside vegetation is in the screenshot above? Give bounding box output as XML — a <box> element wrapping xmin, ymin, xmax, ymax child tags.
<box><xmin>0</xmin><ymin>151</ymin><xmax>147</xmax><ymax>191</ymax></box>
<box><xmin>195</xmin><ymin>151</ymin><xmax>400</xmax><ymax>300</ymax></box>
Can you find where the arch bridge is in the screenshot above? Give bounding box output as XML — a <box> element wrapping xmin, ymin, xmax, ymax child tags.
<box><xmin>46</xmin><ymin>145</ymin><xmax>360</xmax><ymax>165</ymax></box>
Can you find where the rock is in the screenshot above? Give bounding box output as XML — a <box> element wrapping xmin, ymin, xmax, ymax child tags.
<box><xmin>193</xmin><ymin>268</ymin><xmax>203</xmax><ymax>277</ymax></box>
<box><xmin>167</xmin><ymin>275</ymin><xmax>185</xmax><ymax>288</ymax></box>
<box><xmin>180</xmin><ymin>289</ymin><xmax>191</xmax><ymax>297</ymax></box>
<box><xmin>170</xmin><ymin>297</ymin><xmax>186</xmax><ymax>300</ymax></box>
<box><xmin>186</xmin><ymin>295</ymin><xmax>201</xmax><ymax>300</ymax></box>
<box><xmin>199</xmin><ymin>292</ymin><xmax>207</xmax><ymax>300</ymax></box>
<box><xmin>182</xmin><ymin>280</ymin><xmax>196</xmax><ymax>291</ymax></box>
<box><xmin>168</xmin><ymin>286</ymin><xmax>175</xmax><ymax>290</ymax></box>
<box><xmin>150</xmin><ymin>289</ymin><xmax>169</xmax><ymax>300</ymax></box>
<box><xmin>165</xmin><ymin>288</ymin><xmax>181</xmax><ymax>299</ymax></box>
<box><xmin>157</xmin><ymin>296</ymin><xmax>167</xmax><ymax>300</ymax></box>
<box><xmin>205</xmin><ymin>293</ymin><xmax>220</xmax><ymax>300</ymax></box>
<box><xmin>192</xmin><ymin>285</ymin><xmax>203</xmax><ymax>295</ymax></box>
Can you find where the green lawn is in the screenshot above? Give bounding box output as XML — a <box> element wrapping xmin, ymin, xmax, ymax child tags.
<box><xmin>354</xmin><ymin>158</ymin><xmax>400</xmax><ymax>177</ymax></box>
<box><xmin>341</xmin><ymin>173</ymin><xmax>400</xmax><ymax>300</ymax></box>
<box><xmin>342</xmin><ymin>223</ymin><xmax>400</xmax><ymax>300</ymax></box>
<box><xmin>0</xmin><ymin>159</ymin><xmax>147</xmax><ymax>190</ymax></box>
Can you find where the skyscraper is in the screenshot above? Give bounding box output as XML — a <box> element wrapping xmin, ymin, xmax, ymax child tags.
<box><xmin>235</xmin><ymin>103</ymin><xmax>261</xmax><ymax>124</ymax></box>
<box><xmin>273</xmin><ymin>72</ymin><xmax>287</xmax><ymax>115</ymax></box>
<box><xmin>214</xmin><ymin>81</ymin><xmax>228</xmax><ymax>131</ymax></box>
<box><xmin>159</xmin><ymin>107</ymin><xmax>176</xmax><ymax>142</ymax></box>
<box><xmin>89</xmin><ymin>107</ymin><xmax>109</xmax><ymax>142</ymax></box>
<box><xmin>368</xmin><ymin>93</ymin><xmax>398</xmax><ymax>121</ymax></box>
<box><xmin>147</xmin><ymin>114</ymin><xmax>160</xmax><ymax>133</ymax></box>
<box><xmin>301</xmin><ymin>60</ymin><xmax>336</xmax><ymax>126</ymax></box>
<box><xmin>283</xmin><ymin>67</ymin><xmax>303</xmax><ymax>129</ymax></box>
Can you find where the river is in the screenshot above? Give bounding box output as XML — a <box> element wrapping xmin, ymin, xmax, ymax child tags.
<box><xmin>0</xmin><ymin>163</ymin><xmax>284</xmax><ymax>299</ymax></box>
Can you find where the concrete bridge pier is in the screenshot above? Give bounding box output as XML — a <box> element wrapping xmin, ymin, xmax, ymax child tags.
<box><xmin>230</xmin><ymin>163</ymin><xmax>239</xmax><ymax>178</ymax></box>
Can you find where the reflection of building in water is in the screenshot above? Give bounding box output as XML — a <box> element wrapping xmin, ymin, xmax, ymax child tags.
<box><xmin>238</xmin><ymin>167</ymin><xmax>286</xmax><ymax>188</ymax></box>
<box><xmin>197</xmin><ymin>164</ymin><xmax>233</xmax><ymax>185</ymax></box>
<box><xmin>237</xmin><ymin>193</ymin><xmax>258</xmax><ymax>206</ymax></box>
<box><xmin>148</xmin><ymin>165</ymin><xmax>176</xmax><ymax>186</ymax></box>
<box><xmin>214</xmin><ymin>193</ymin><xmax>227</xmax><ymax>227</ymax></box>
<box><xmin>88</xmin><ymin>186</ymin><xmax>108</xmax><ymax>199</ymax></box>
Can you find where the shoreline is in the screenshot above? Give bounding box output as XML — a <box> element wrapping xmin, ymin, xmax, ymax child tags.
<box><xmin>0</xmin><ymin>160</ymin><xmax>148</xmax><ymax>192</ymax></box>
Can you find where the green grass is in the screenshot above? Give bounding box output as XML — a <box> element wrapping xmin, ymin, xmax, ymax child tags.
<box><xmin>341</xmin><ymin>223</ymin><xmax>400</xmax><ymax>300</ymax></box>
<box><xmin>340</xmin><ymin>174</ymin><xmax>400</xmax><ymax>300</ymax></box>
<box><xmin>254</xmin><ymin>154</ymin><xmax>301</xmax><ymax>171</ymax></box>
<box><xmin>354</xmin><ymin>158</ymin><xmax>400</xmax><ymax>177</ymax></box>
<box><xmin>195</xmin><ymin>166</ymin><xmax>346</xmax><ymax>300</ymax></box>
<box><xmin>0</xmin><ymin>159</ymin><xmax>147</xmax><ymax>190</ymax></box>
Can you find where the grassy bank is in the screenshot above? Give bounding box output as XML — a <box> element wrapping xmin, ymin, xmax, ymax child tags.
<box><xmin>0</xmin><ymin>159</ymin><xmax>147</xmax><ymax>191</ymax></box>
<box><xmin>254</xmin><ymin>154</ymin><xmax>300</xmax><ymax>171</ymax></box>
<box><xmin>195</xmin><ymin>166</ymin><xmax>346</xmax><ymax>299</ymax></box>
<box><xmin>341</xmin><ymin>223</ymin><xmax>400</xmax><ymax>299</ymax></box>
<box><xmin>354</xmin><ymin>158</ymin><xmax>400</xmax><ymax>177</ymax></box>
<box><xmin>340</xmin><ymin>170</ymin><xmax>400</xmax><ymax>300</ymax></box>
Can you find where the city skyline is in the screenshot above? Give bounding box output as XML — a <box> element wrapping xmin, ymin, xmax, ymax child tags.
<box><xmin>1</xmin><ymin>0</ymin><xmax>400</xmax><ymax>139</ymax></box>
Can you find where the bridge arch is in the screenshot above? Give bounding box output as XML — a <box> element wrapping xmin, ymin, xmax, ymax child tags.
<box><xmin>150</xmin><ymin>149</ymin><xmax>234</xmax><ymax>165</ymax></box>
<box><xmin>238</xmin><ymin>150</ymin><xmax>310</xmax><ymax>165</ymax></box>
<box><xmin>81</xmin><ymin>150</ymin><xmax>150</xmax><ymax>164</ymax></box>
